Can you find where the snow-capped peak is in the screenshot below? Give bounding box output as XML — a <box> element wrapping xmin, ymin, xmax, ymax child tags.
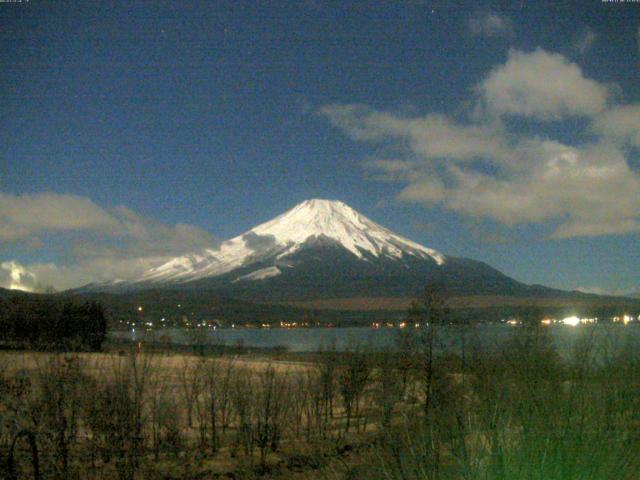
<box><xmin>251</xmin><ymin>199</ymin><xmax>444</xmax><ymax>262</ymax></box>
<box><xmin>136</xmin><ymin>199</ymin><xmax>445</xmax><ymax>284</ymax></box>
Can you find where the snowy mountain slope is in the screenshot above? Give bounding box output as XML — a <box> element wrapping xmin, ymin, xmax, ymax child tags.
<box><xmin>135</xmin><ymin>199</ymin><xmax>445</xmax><ymax>286</ymax></box>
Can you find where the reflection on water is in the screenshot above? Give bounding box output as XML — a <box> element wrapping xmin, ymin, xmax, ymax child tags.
<box><xmin>109</xmin><ymin>324</ymin><xmax>640</xmax><ymax>354</ymax></box>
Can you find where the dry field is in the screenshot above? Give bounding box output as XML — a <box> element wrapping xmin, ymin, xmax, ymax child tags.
<box><xmin>1</xmin><ymin>351</ymin><xmax>312</xmax><ymax>379</ymax></box>
<box><xmin>0</xmin><ymin>347</ymin><xmax>401</xmax><ymax>479</ymax></box>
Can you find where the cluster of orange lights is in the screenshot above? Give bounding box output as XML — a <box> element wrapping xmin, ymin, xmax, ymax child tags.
<box><xmin>371</xmin><ymin>322</ymin><xmax>422</xmax><ymax>329</ymax></box>
<box><xmin>505</xmin><ymin>315</ymin><xmax>639</xmax><ymax>327</ymax></box>
<box><xmin>613</xmin><ymin>315</ymin><xmax>636</xmax><ymax>325</ymax></box>
<box><xmin>278</xmin><ymin>321</ymin><xmax>311</xmax><ymax>328</ymax></box>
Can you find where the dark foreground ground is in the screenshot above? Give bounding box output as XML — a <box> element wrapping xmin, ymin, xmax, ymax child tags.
<box><xmin>3</xmin><ymin>324</ymin><xmax>640</xmax><ymax>479</ymax></box>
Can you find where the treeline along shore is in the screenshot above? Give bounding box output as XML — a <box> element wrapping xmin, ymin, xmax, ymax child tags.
<box><xmin>0</xmin><ymin>293</ymin><xmax>107</xmax><ymax>351</ymax></box>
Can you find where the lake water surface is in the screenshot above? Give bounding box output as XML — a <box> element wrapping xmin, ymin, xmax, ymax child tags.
<box><xmin>110</xmin><ymin>324</ymin><xmax>640</xmax><ymax>355</ymax></box>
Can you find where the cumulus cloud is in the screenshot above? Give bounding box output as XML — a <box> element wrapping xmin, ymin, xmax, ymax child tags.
<box><xmin>0</xmin><ymin>193</ymin><xmax>120</xmax><ymax>242</ymax></box>
<box><xmin>0</xmin><ymin>257</ymin><xmax>172</xmax><ymax>292</ymax></box>
<box><xmin>478</xmin><ymin>49</ymin><xmax>611</xmax><ymax>120</ymax></box>
<box><xmin>0</xmin><ymin>192</ymin><xmax>217</xmax><ymax>254</ymax></box>
<box><xmin>592</xmin><ymin>104</ymin><xmax>640</xmax><ymax>147</ymax></box>
<box><xmin>320</xmin><ymin>49</ymin><xmax>640</xmax><ymax>239</ymax></box>
<box><xmin>0</xmin><ymin>192</ymin><xmax>219</xmax><ymax>291</ymax></box>
<box><xmin>0</xmin><ymin>261</ymin><xmax>39</xmax><ymax>291</ymax></box>
<box><xmin>107</xmin><ymin>206</ymin><xmax>218</xmax><ymax>257</ymax></box>
<box><xmin>468</xmin><ymin>12</ymin><xmax>514</xmax><ymax>38</ymax></box>
<box><xmin>393</xmin><ymin>141</ymin><xmax>640</xmax><ymax>237</ymax></box>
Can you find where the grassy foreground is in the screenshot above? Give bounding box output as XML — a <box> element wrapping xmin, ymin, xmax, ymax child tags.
<box><xmin>2</xmin><ymin>324</ymin><xmax>640</xmax><ymax>479</ymax></box>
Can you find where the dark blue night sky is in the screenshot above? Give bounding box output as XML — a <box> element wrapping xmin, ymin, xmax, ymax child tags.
<box><xmin>1</xmin><ymin>0</ymin><xmax>639</xmax><ymax>293</ymax></box>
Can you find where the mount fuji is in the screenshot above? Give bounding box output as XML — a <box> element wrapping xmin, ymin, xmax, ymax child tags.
<box><xmin>88</xmin><ymin>199</ymin><xmax>560</xmax><ymax>301</ymax></box>
<box><xmin>138</xmin><ymin>199</ymin><xmax>445</xmax><ymax>284</ymax></box>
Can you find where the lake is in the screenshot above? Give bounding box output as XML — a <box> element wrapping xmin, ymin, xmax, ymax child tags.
<box><xmin>109</xmin><ymin>324</ymin><xmax>640</xmax><ymax>355</ymax></box>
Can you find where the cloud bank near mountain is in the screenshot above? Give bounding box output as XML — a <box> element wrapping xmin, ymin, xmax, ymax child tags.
<box><xmin>322</xmin><ymin>48</ymin><xmax>640</xmax><ymax>240</ymax></box>
<box><xmin>0</xmin><ymin>193</ymin><xmax>218</xmax><ymax>291</ymax></box>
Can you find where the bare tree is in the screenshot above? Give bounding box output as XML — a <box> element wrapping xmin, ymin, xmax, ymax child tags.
<box><xmin>318</xmin><ymin>345</ymin><xmax>338</xmax><ymax>422</ymax></box>
<box><xmin>177</xmin><ymin>356</ymin><xmax>202</xmax><ymax>428</ymax></box>
<box><xmin>289</xmin><ymin>372</ymin><xmax>309</xmax><ymax>439</ymax></box>
<box><xmin>149</xmin><ymin>380</ymin><xmax>182</xmax><ymax>460</ymax></box>
<box><xmin>231</xmin><ymin>370</ymin><xmax>255</xmax><ymax>463</ymax></box>
<box><xmin>33</xmin><ymin>353</ymin><xmax>87</xmax><ymax>479</ymax></box>
<box><xmin>0</xmin><ymin>365</ymin><xmax>33</xmax><ymax>453</ymax></box>
<box><xmin>83</xmin><ymin>351</ymin><xmax>154</xmax><ymax>480</ymax></box>
<box><xmin>199</xmin><ymin>357</ymin><xmax>221</xmax><ymax>453</ymax></box>
<box><xmin>302</xmin><ymin>369</ymin><xmax>326</xmax><ymax>441</ymax></box>
<box><xmin>338</xmin><ymin>348</ymin><xmax>371</xmax><ymax>433</ymax></box>
<box><xmin>255</xmin><ymin>365</ymin><xmax>275</xmax><ymax>467</ymax></box>
<box><xmin>410</xmin><ymin>282</ymin><xmax>450</xmax><ymax>416</ymax></box>
<box><xmin>373</xmin><ymin>349</ymin><xmax>403</xmax><ymax>430</ymax></box>
<box><xmin>6</xmin><ymin>429</ymin><xmax>40</xmax><ymax>480</ymax></box>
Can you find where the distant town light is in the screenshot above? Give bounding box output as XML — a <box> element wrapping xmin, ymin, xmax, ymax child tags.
<box><xmin>562</xmin><ymin>316</ymin><xmax>580</xmax><ymax>327</ymax></box>
<box><xmin>137</xmin><ymin>306</ymin><xmax>143</xmax><ymax>312</ymax></box>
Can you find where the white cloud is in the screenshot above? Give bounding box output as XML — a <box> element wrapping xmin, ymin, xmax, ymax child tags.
<box><xmin>108</xmin><ymin>205</ymin><xmax>218</xmax><ymax>257</ymax></box>
<box><xmin>390</xmin><ymin>140</ymin><xmax>640</xmax><ymax>237</ymax></box>
<box><xmin>0</xmin><ymin>192</ymin><xmax>121</xmax><ymax>242</ymax></box>
<box><xmin>468</xmin><ymin>12</ymin><xmax>514</xmax><ymax>38</ymax></box>
<box><xmin>320</xmin><ymin>50</ymin><xmax>640</xmax><ymax>239</ymax></box>
<box><xmin>592</xmin><ymin>103</ymin><xmax>640</xmax><ymax>147</ymax></box>
<box><xmin>398</xmin><ymin>177</ymin><xmax>446</xmax><ymax>203</ymax></box>
<box><xmin>0</xmin><ymin>192</ymin><xmax>219</xmax><ymax>291</ymax></box>
<box><xmin>0</xmin><ymin>261</ymin><xmax>39</xmax><ymax>292</ymax></box>
<box><xmin>321</xmin><ymin>105</ymin><xmax>512</xmax><ymax>163</ymax></box>
<box><xmin>478</xmin><ymin>49</ymin><xmax>611</xmax><ymax>120</ymax></box>
<box><xmin>0</xmin><ymin>192</ymin><xmax>216</xmax><ymax>254</ymax></box>
<box><xmin>0</xmin><ymin>257</ymin><xmax>169</xmax><ymax>292</ymax></box>
<box><xmin>318</xmin><ymin>104</ymin><xmax>406</xmax><ymax>142</ymax></box>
